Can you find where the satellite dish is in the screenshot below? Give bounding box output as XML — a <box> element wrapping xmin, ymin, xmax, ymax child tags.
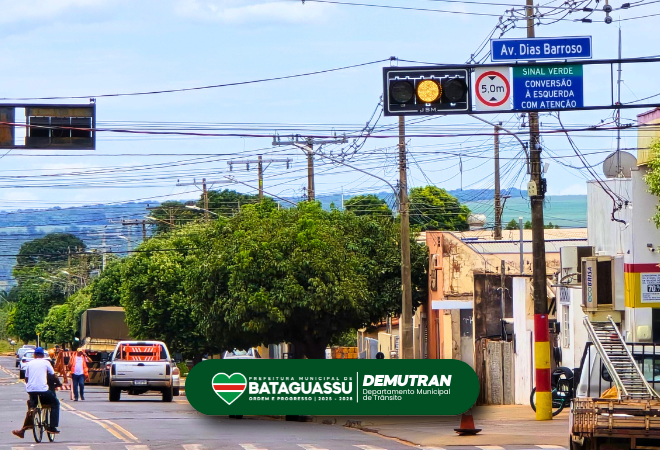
<box><xmin>603</xmin><ymin>151</ymin><xmax>636</xmax><ymax>178</ymax></box>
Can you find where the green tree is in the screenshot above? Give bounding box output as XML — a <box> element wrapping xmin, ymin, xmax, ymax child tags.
<box><xmin>524</xmin><ymin>220</ymin><xmax>532</xmax><ymax>230</ymax></box>
<box><xmin>16</xmin><ymin>233</ymin><xmax>84</xmax><ymax>267</ymax></box>
<box><xmin>545</xmin><ymin>222</ymin><xmax>560</xmax><ymax>229</ymax></box>
<box><xmin>120</xmin><ymin>224</ymin><xmax>220</xmax><ymax>363</ymax></box>
<box><xmin>408</xmin><ymin>186</ymin><xmax>470</xmax><ymax>231</ymax></box>
<box><xmin>204</xmin><ymin>189</ymin><xmax>276</xmax><ymax>216</ymax></box>
<box><xmin>344</xmin><ymin>194</ymin><xmax>392</xmax><ymax>217</ymax></box>
<box><xmin>148</xmin><ymin>201</ymin><xmax>200</xmax><ymax>234</ymax></box>
<box><xmin>188</xmin><ymin>203</ymin><xmax>427</xmax><ymax>359</ymax></box>
<box><xmin>36</xmin><ymin>304</ymin><xmax>72</xmax><ymax>346</ymax></box>
<box><xmin>89</xmin><ymin>260</ymin><xmax>124</xmax><ymax>308</ymax></box>
<box><xmin>12</xmin><ymin>288</ymin><xmax>49</xmax><ymax>343</ymax></box>
<box><xmin>505</xmin><ymin>219</ymin><xmax>519</xmax><ymax>230</ymax></box>
<box><xmin>645</xmin><ymin>139</ymin><xmax>660</xmax><ymax>227</ymax></box>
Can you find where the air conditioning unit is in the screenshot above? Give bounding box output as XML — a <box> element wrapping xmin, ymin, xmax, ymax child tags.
<box><xmin>560</xmin><ymin>246</ymin><xmax>593</xmax><ymax>285</ymax></box>
<box><xmin>582</xmin><ymin>256</ymin><xmax>623</xmax><ymax>311</ymax></box>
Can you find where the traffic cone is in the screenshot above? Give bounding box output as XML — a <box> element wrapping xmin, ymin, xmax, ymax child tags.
<box><xmin>454</xmin><ymin>410</ymin><xmax>482</xmax><ymax>435</ymax></box>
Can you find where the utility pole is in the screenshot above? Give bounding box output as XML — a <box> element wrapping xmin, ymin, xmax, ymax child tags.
<box><xmin>203</xmin><ymin>178</ymin><xmax>209</xmax><ymax>221</ymax></box>
<box><xmin>122</xmin><ymin>219</ymin><xmax>148</xmax><ymax>243</ymax></box>
<box><xmin>500</xmin><ymin>260</ymin><xmax>507</xmax><ymax>339</ymax></box>
<box><xmin>101</xmin><ymin>231</ymin><xmax>106</xmax><ymax>272</ymax></box>
<box><xmin>272</xmin><ymin>134</ymin><xmax>348</xmax><ymax>202</ymax></box>
<box><xmin>616</xmin><ymin>26</ymin><xmax>622</xmax><ymax>175</ymax></box>
<box><xmin>494</xmin><ymin>123</ymin><xmax>502</xmax><ymax>240</ymax></box>
<box><xmin>228</xmin><ymin>157</ymin><xmax>292</xmax><ymax>201</ymax></box>
<box><xmin>526</xmin><ymin>0</ymin><xmax>551</xmax><ymax>421</ymax></box>
<box><xmin>176</xmin><ymin>179</ymin><xmax>234</xmax><ymax>219</ymax></box>
<box><xmin>519</xmin><ymin>216</ymin><xmax>524</xmax><ymax>275</ymax></box>
<box><xmin>399</xmin><ymin>116</ymin><xmax>413</xmax><ymax>360</ymax></box>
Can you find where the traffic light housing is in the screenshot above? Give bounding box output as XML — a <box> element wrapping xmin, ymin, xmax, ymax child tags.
<box><xmin>383</xmin><ymin>67</ymin><xmax>470</xmax><ymax>116</ymax></box>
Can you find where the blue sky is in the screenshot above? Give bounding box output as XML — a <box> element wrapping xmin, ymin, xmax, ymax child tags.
<box><xmin>0</xmin><ymin>0</ymin><xmax>658</xmax><ymax>213</ymax></box>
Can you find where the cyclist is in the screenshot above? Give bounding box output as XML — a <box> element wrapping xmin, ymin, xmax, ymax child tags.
<box><xmin>12</xmin><ymin>347</ymin><xmax>60</xmax><ymax>439</ymax></box>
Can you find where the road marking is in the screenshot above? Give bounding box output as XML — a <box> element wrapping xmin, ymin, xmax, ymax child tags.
<box><xmin>423</xmin><ymin>448</ymin><xmax>446</xmax><ymax>450</ymax></box>
<box><xmin>299</xmin><ymin>445</ymin><xmax>329</xmax><ymax>450</ymax></box>
<box><xmin>60</xmin><ymin>400</ymin><xmax>138</xmax><ymax>443</ymax></box>
<box><xmin>354</xmin><ymin>446</ymin><xmax>387</xmax><ymax>450</ymax></box>
<box><xmin>126</xmin><ymin>446</ymin><xmax>150</xmax><ymax>450</ymax></box>
<box><xmin>477</xmin><ymin>447</ymin><xmax>505</xmax><ymax>450</ymax></box>
<box><xmin>240</xmin><ymin>444</ymin><xmax>269</xmax><ymax>450</ymax></box>
<box><xmin>183</xmin><ymin>445</ymin><xmax>209</xmax><ymax>450</ymax></box>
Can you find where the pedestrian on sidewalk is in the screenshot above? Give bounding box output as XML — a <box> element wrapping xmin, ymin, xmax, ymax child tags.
<box><xmin>69</xmin><ymin>348</ymin><xmax>89</xmax><ymax>401</ymax></box>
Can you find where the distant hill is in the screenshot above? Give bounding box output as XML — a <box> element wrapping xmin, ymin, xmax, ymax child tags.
<box><xmin>0</xmin><ymin>190</ymin><xmax>587</xmax><ymax>288</ymax></box>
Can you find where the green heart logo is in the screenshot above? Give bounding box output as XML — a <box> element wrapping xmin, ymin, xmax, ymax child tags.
<box><xmin>212</xmin><ymin>372</ymin><xmax>247</xmax><ymax>405</ymax></box>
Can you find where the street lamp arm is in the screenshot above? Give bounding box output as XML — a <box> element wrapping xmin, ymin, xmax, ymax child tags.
<box><xmin>313</xmin><ymin>152</ymin><xmax>398</xmax><ymax>197</ymax></box>
<box><xmin>469</xmin><ymin>114</ymin><xmax>530</xmax><ymax>163</ymax></box>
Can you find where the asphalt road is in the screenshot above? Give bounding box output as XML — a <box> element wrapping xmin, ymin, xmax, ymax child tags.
<box><xmin>0</xmin><ymin>356</ymin><xmax>417</xmax><ymax>450</ymax></box>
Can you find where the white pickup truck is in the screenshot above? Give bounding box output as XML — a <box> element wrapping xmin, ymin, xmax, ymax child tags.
<box><xmin>108</xmin><ymin>340</ymin><xmax>180</xmax><ymax>402</ymax></box>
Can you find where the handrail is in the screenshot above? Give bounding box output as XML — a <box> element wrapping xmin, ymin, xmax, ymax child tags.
<box><xmin>583</xmin><ymin>317</ymin><xmax>628</xmax><ymax>399</ymax></box>
<box><xmin>608</xmin><ymin>315</ymin><xmax>659</xmax><ymax>399</ymax></box>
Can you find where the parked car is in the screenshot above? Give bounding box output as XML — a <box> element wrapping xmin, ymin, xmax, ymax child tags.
<box><xmin>107</xmin><ymin>340</ymin><xmax>180</xmax><ymax>402</ymax></box>
<box><xmin>19</xmin><ymin>351</ymin><xmax>35</xmax><ymax>379</ymax></box>
<box><xmin>223</xmin><ymin>348</ymin><xmax>262</xmax><ymax>359</ymax></box>
<box><xmin>15</xmin><ymin>345</ymin><xmax>36</xmax><ymax>368</ymax></box>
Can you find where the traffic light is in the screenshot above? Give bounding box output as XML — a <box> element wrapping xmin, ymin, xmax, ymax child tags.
<box><xmin>383</xmin><ymin>67</ymin><xmax>470</xmax><ymax>116</ymax></box>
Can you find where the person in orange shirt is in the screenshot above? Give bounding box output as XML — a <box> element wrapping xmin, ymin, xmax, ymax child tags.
<box><xmin>68</xmin><ymin>349</ymin><xmax>89</xmax><ymax>401</ymax></box>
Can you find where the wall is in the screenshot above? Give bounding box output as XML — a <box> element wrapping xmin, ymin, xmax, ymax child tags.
<box><xmin>636</xmin><ymin>107</ymin><xmax>660</xmax><ymax>165</ymax></box>
<box><xmin>512</xmin><ymin>276</ymin><xmax>533</xmax><ymax>405</ymax></box>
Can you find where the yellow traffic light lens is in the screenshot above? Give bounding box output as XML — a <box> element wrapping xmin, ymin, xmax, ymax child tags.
<box><xmin>417</xmin><ymin>79</ymin><xmax>441</xmax><ymax>103</ymax></box>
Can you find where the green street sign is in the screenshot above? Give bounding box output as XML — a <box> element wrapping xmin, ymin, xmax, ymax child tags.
<box><xmin>186</xmin><ymin>359</ymin><xmax>479</xmax><ymax>415</ymax></box>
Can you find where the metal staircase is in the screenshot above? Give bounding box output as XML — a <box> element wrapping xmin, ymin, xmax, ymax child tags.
<box><xmin>583</xmin><ymin>316</ymin><xmax>659</xmax><ymax>400</ymax></box>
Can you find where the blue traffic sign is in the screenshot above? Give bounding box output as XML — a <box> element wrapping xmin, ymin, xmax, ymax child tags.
<box><xmin>491</xmin><ymin>36</ymin><xmax>592</xmax><ymax>62</ymax></box>
<box><xmin>512</xmin><ymin>64</ymin><xmax>584</xmax><ymax>111</ymax></box>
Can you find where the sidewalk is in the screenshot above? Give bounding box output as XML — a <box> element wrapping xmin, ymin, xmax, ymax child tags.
<box><xmin>314</xmin><ymin>406</ymin><xmax>569</xmax><ymax>447</ymax></box>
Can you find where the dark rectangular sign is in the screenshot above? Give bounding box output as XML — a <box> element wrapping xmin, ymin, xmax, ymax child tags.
<box><xmin>491</xmin><ymin>36</ymin><xmax>592</xmax><ymax>62</ymax></box>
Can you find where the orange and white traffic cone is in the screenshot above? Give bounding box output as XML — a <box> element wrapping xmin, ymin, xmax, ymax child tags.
<box><xmin>454</xmin><ymin>409</ymin><xmax>482</xmax><ymax>435</ymax></box>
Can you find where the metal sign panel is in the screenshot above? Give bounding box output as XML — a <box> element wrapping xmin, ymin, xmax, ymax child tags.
<box><xmin>383</xmin><ymin>67</ymin><xmax>470</xmax><ymax>116</ymax></box>
<box><xmin>0</xmin><ymin>103</ymin><xmax>95</xmax><ymax>150</ymax></box>
<box><xmin>491</xmin><ymin>36</ymin><xmax>592</xmax><ymax>62</ymax></box>
<box><xmin>473</xmin><ymin>66</ymin><xmax>511</xmax><ymax>111</ymax></box>
<box><xmin>512</xmin><ymin>64</ymin><xmax>583</xmax><ymax>111</ymax></box>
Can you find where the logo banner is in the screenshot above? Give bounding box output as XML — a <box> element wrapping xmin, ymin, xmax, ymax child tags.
<box><xmin>186</xmin><ymin>360</ymin><xmax>479</xmax><ymax>415</ymax></box>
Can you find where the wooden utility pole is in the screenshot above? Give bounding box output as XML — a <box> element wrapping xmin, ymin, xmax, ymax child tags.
<box><xmin>175</xmin><ymin>179</ymin><xmax>234</xmax><ymax>219</ymax></box>
<box><xmin>526</xmin><ymin>0</ymin><xmax>551</xmax><ymax>421</ymax></box>
<box><xmin>228</xmin><ymin>157</ymin><xmax>291</xmax><ymax>202</ymax></box>
<box><xmin>501</xmin><ymin>260</ymin><xmax>507</xmax><ymax>339</ymax></box>
<box><xmin>202</xmin><ymin>178</ymin><xmax>209</xmax><ymax>221</ymax></box>
<box><xmin>494</xmin><ymin>123</ymin><xmax>502</xmax><ymax>240</ymax></box>
<box><xmin>122</xmin><ymin>219</ymin><xmax>148</xmax><ymax>242</ymax></box>
<box><xmin>399</xmin><ymin>116</ymin><xmax>413</xmax><ymax>360</ymax></box>
<box><xmin>272</xmin><ymin>134</ymin><xmax>348</xmax><ymax>202</ymax></box>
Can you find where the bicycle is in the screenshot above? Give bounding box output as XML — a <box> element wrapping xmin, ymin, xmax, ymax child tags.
<box><xmin>32</xmin><ymin>396</ymin><xmax>55</xmax><ymax>443</ymax></box>
<box><xmin>530</xmin><ymin>366</ymin><xmax>574</xmax><ymax>417</ymax></box>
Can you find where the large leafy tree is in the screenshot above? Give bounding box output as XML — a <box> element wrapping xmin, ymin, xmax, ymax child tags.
<box><xmin>409</xmin><ymin>186</ymin><xmax>471</xmax><ymax>231</ymax></box>
<box><xmin>16</xmin><ymin>233</ymin><xmax>84</xmax><ymax>267</ymax></box>
<box><xmin>344</xmin><ymin>194</ymin><xmax>392</xmax><ymax>217</ymax></box>
<box><xmin>120</xmin><ymin>224</ymin><xmax>222</xmax><ymax>363</ymax></box>
<box><xmin>188</xmin><ymin>203</ymin><xmax>427</xmax><ymax>359</ymax></box>
<box><xmin>644</xmin><ymin>139</ymin><xmax>660</xmax><ymax>227</ymax></box>
<box><xmin>12</xmin><ymin>287</ymin><xmax>49</xmax><ymax>343</ymax></box>
<box><xmin>147</xmin><ymin>201</ymin><xmax>200</xmax><ymax>234</ymax></box>
<box><xmin>204</xmin><ymin>189</ymin><xmax>276</xmax><ymax>216</ymax></box>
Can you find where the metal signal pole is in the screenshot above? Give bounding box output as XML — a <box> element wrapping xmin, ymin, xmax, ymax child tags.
<box><xmin>494</xmin><ymin>123</ymin><xmax>502</xmax><ymax>240</ymax></box>
<box><xmin>399</xmin><ymin>116</ymin><xmax>413</xmax><ymax>360</ymax></box>
<box><xmin>526</xmin><ymin>0</ymin><xmax>551</xmax><ymax>421</ymax></box>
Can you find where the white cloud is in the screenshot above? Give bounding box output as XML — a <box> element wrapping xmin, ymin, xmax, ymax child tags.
<box><xmin>0</xmin><ymin>0</ymin><xmax>109</xmax><ymax>24</ymax></box>
<box><xmin>174</xmin><ymin>0</ymin><xmax>333</xmax><ymax>24</ymax></box>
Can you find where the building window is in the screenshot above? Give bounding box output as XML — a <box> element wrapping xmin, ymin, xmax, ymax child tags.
<box><xmin>562</xmin><ymin>305</ymin><xmax>570</xmax><ymax>348</ymax></box>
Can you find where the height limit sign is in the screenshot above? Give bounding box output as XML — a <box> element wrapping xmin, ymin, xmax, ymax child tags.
<box><xmin>474</xmin><ymin>66</ymin><xmax>511</xmax><ymax>111</ymax></box>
